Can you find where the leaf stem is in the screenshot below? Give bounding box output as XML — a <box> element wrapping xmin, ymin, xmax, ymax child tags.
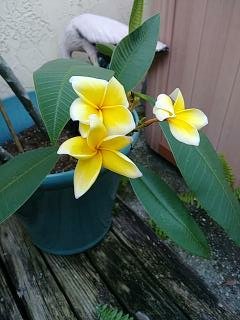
<box><xmin>133</xmin><ymin>117</ymin><xmax>159</xmax><ymax>132</ymax></box>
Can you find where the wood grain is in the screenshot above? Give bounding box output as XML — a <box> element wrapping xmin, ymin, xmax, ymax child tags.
<box><xmin>42</xmin><ymin>252</ymin><xmax>120</xmax><ymax>320</ymax></box>
<box><xmin>0</xmin><ymin>217</ymin><xmax>77</xmax><ymax>320</ymax></box>
<box><xmin>112</xmin><ymin>200</ymin><xmax>236</xmax><ymax>320</ymax></box>
<box><xmin>0</xmin><ymin>201</ymin><xmax>237</xmax><ymax>319</ymax></box>
<box><xmin>88</xmin><ymin>218</ymin><xmax>190</xmax><ymax>319</ymax></box>
<box><xmin>0</xmin><ymin>266</ymin><xmax>23</xmax><ymax>320</ymax></box>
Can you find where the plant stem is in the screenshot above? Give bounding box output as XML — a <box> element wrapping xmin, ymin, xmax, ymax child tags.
<box><xmin>0</xmin><ymin>100</ymin><xmax>24</xmax><ymax>153</ymax></box>
<box><xmin>133</xmin><ymin>117</ymin><xmax>159</xmax><ymax>131</ymax></box>
<box><xmin>0</xmin><ymin>55</ymin><xmax>46</xmax><ymax>134</ymax></box>
<box><xmin>127</xmin><ymin>91</ymin><xmax>141</xmax><ymax>112</ymax></box>
<box><xmin>0</xmin><ymin>146</ymin><xmax>13</xmax><ymax>163</ymax></box>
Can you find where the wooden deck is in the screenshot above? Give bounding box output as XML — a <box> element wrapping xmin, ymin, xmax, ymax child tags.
<box><xmin>0</xmin><ymin>198</ymin><xmax>236</xmax><ymax>320</ymax></box>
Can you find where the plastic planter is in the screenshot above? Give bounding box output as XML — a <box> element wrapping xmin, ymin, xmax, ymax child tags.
<box><xmin>1</xmin><ymin>93</ymin><xmax>139</xmax><ymax>255</ymax></box>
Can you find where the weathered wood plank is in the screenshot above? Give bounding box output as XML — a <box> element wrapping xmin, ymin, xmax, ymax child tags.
<box><xmin>0</xmin><ymin>265</ymin><xmax>24</xmax><ymax>320</ymax></box>
<box><xmin>113</xmin><ymin>199</ymin><xmax>237</xmax><ymax>320</ymax></box>
<box><xmin>87</xmin><ymin>232</ymin><xmax>190</xmax><ymax>319</ymax></box>
<box><xmin>42</xmin><ymin>252</ymin><xmax>121</xmax><ymax>320</ymax></box>
<box><xmin>0</xmin><ymin>217</ymin><xmax>78</xmax><ymax>320</ymax></box>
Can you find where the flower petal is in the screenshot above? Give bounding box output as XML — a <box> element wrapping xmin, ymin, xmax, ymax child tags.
<box><xmin>102</xmin><ymin>77</ymin><xmax>129</xmax><ymax>108</ymax></box>
<box><xmin>79</xmin><ymin>123</ymin><xmax>90</xmax><ymax>138</ymax></box>
<box><xmin>102</xmin><ymin>106</ymin><xmax>135</xmax><ymax>135</ymax></box>
<box><xmin>153</xmin><ymin>107</ymin><xmax>170</xmax><ymax>121</ymax></box>
<box><xmin>70</xmin><ymin>76</ymin><xmax>107</xmax><ymax>107</ymax></box>
<box><xmin>155</xmin><ymin>94</ymin><xmax>174</xmax><ymax>114</ymax></box>
<box><xmin>168</xmin><ymin>118</ymin><xmax>200</xmax><ymax>146</ymax></box>
<box><xmin>70</xmin><ymin>97</ymin><xmax>99</xmax><ymax>123</ymax></box>
<box><xmin>57</xmin><ymin>137</ymin><xmax>96</xmax><ymax>159</ymax></box>
<box><xmin>101</xmin><ymin>150</ymin><xmax>142</xmax><ymax>178</ymax></box>
<box><xmin>100</xmin><ymin>135</ymin><xmax>132</xmax><ymax>151</ymax></box>
<box><xmin>176</xmin><ymin>108</ymin><xmax>208</xmax><ymax>129</ymax></box>
<box><xmin>87</xmin><ymin>114</ymin><xmax>107</xmax><ymax>149</ymax></box>
<box><xmin>74</xmin><ymin>152</ymin><xmax>102</xmax><ymax>198</ymax></box>
<box><xmin>170</xmin><ymin>88</ymin><xmax>185</xmax><ymax>113</ymax></box>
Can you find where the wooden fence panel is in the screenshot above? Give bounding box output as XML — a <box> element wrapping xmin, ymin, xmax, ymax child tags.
<box><xmin>146</xmin><ymin>0</ymin><xmax>240</xmax><ymax>183</ymax></box>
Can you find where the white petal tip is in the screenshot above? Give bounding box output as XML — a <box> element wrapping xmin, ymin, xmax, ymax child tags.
<box><xmin>57</xmin><ymin>147</ymin><xmax>64</xmax><ymax>155</ymax></box>
<box><xmin>181</xmin><ymin>137</ymin><xmax>200</xmax><ymax>146</ymax></box>
<box><xmin>130</xmin><ymin>168</ymin><xmax>143</xmax><ymax>178</ymax></box>
<box><xmin>74</xmin><ymin>188</ymin><xmax>87</xmax><ymax>199</ymax></box>
<box><xmin>69</xmin><ymin>76</ymin><xmax>75</xmax><ymax>83</ymax></box>
<box><xmin>74</xmin><ymin>192</ymin><xmax>81</xmax><ymax>199</ymax></box>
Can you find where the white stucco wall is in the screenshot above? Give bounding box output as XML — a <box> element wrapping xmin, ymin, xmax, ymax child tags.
<box><xmin>0</xmin><ymin>0</ymin><xmax>144</xmax><ymax>98</ymax></box>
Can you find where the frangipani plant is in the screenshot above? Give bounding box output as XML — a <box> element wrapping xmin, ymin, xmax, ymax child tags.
<box><xmin>1</xmin><ymin>0</ymin><xmax>240</xmax><ymax>258</ymax></box>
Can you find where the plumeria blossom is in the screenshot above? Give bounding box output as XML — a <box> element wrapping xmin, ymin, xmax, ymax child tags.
<box><xmin>58</xmin><ymin>115</ymin><xmax>142</xmax><ymax>198</ymax></box>
<box><xmin>69</xmin><ymin>76</ymin><xmax>135</xmax><ymax>137</ymax></box>
<box><xmin>153</xmin><ymin>88</ymin><xmax>208</xmax><ymax>146</ymax></box>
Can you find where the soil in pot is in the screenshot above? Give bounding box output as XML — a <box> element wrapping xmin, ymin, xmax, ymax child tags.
<box><xmin>3</xmin><ymin>122</ymin><xmax>77</xmax><ymax>173</ymax></box>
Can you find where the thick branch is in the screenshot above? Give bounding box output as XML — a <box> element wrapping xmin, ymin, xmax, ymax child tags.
<box><xmin>0</xmin><ymin>55</ymin><xmax>46</xmax><ymax>134</ymax></box>
<box><xmin>0</xmin><ymin>100</ymin><xmax>24</xmax><ymax>152</ymax></box>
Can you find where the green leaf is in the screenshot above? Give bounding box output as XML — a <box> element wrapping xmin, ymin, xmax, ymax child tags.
<box><xmin>130</xmin><ymin>165</ymin><xmax>209</xmax><ymax>257</ymax></box>
<box><xmin>0</xmin><ymin>146</ymin><xmax>59</xmax><ymax>223</ymax></box>
<box><xmin>96</xmin><ymin>43</ymin><xmax>115</xmax><ymax>57</ymax></box>
<box><xmin>129</xmin><ymin>0</ymin><xmax>144</xmax><ymax>33</ymax></box>
<box><xmin>110</xmin><ymin>14</ymin><xmax>160</xmax><ymax>91</ymax></box>
<box><xmin>33</xmin><ymin>58</ymin><xmax>114</xmax><ymax>143</ymax></box>
<box><xmin>96</xmin><ymin>304</ymin><xmax>133</xmax><ymax>320</ymax></box>
<box><xmin>161</xmin><ymin>122</ymin><xmax>240</xmax><ymax>245</ymax></box>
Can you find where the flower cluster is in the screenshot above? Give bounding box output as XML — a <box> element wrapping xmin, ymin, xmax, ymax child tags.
<box><xmin>58</xmin><ymin>76</ymin><xmax>208</xmax><ymax>198</ymax></box>
<box><xmin>58</xmin><ymin>76</ymin><xmax>142</xmax><ymax>198</ymax></box>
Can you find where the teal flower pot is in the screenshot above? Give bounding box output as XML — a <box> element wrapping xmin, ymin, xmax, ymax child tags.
<box><xmin>1</xmin><ymin>93</ymin><xmax>139</xmax><ymax>255</ymax></box>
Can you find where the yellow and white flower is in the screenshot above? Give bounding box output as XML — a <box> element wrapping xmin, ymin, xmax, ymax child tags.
<box><xmin>153</xmin><ymin>88</ymin><xmax>208</xmax><ymax>146</ymax></box>
<box><xmin>70</xmin><ymin>76</ymin><xmax>135</xmax><ymax>137</ymax></box>
<box><xmin>58</xmin><ymin>115</ymin><xmax>141</xmax><ymax>198</ymax></box>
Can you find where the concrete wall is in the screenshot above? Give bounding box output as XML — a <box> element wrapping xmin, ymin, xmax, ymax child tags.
<box><xmin>0</xmin><ymin>0</ymin><xmax>136</xmax><ymax>98</ymax></box>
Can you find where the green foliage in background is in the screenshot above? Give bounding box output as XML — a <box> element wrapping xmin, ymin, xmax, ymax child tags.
<box><xmin>97</xmin><ymin>305</ymin><xmax>133</xmax><ymax>320</ymax></box>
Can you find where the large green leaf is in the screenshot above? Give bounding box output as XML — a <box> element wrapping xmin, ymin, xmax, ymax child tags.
<box><xmin>129</xmin><ymin>0</ymin><xmax>144</xmax><ymax>33</ymax></box>
<box><xmin>130</xmin><ymin>166</ymin><xmax>209</xmax><ymax>257</ymax></box>
<box><xmin>0</xmin><ymin>146</ymin><xmax>59</xmax><ymax>223</ymax></box>
<box><xmin>110</xmin><ymin>14</ymin><xmax>160</xmax><ymax>92</ymax></box>
<box><xmin>33</xmin><ymin>58</ymin><xmax>114</xmax><ymax>143</ymax></box>
<box><xmin>161</xmin><ymin>122</ymin><xmax>240</xmax><ymax>245</ymax></box>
